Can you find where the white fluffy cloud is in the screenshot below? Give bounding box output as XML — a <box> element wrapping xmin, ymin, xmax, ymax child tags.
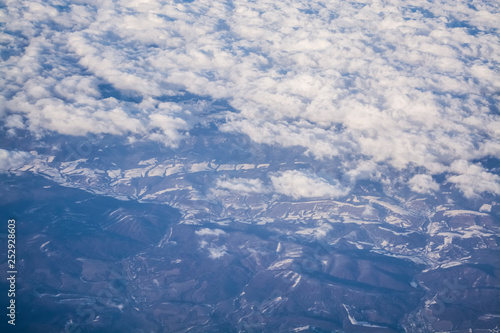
<box><xmin>195</xmin><ymin>228</ymin><xmax>226</xmax><ymax>237</ymax></box>
<box><xmin>447</xmin><ymin>160</ymin><xmax>500</xmax><ymax>198</ymax></box>
<box><xmin>409</xmin><ymin>174</ymin><xmax>440</xmax><ymax>194</ymax></box>
<box><xmin>207</xmin><ymin>245</ymin><xmax>227</xmax><ymax>259</ymax></box>
<box><xmin>216</xmin><ymin>177</ymin><xmax>268</xmax><ymax>194</ymax></box>
<box><xmin>0</xmin><ymin>149</ymin><xmax>32</xmax><ymax>171</ymax></box>
<box><xmin>1</xmin><ymin>0</ymin><xmax>499</xmax><ymax>197</ymax></box>
<box><xmin>270</xmin><ymin>170</ymin><xmax>349</xmax><ymax>199</ymax></box>
<box><xmin>214</xmin><ymin>173</ymin><xmax>348</xmax><ymax>199</ymax></box>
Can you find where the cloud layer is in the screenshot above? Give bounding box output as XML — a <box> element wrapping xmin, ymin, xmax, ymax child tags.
<box><xmin>1</xmin><ymin>0</ymin><xmax>499</xmax><ymax>197</ymax></box>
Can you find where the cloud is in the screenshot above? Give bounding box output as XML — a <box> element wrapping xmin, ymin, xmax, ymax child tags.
<box><xmin>207</xmin><ymin>245</ymin><xmax>227</xmax><ymax>259</ymax></box>
<box><xmin>6</xmin><ymin>94</ymin><xmax>145</xmax><ymax>136</ymax></box>
<box><xmin>409</xmin><ymin>174</ymin><xmax>440</xmax><ymax>194</ymax></box>
<box><xmin>214</xmin><ymin>173</ymin><xmax>349</xmax><ymax>200</ymax></box>
<box><xmin>195</xmin><ymin>228</ymin><xmax>226</xmax><ymax>237</ymax></box>
<box><xmin>447</xmin><ymin>160</ymin><xmax>500</xmax><ymax>198</ymax></box>
<box><xmin>270</xmin><ymin>170</ymin><xmax>348</xmax><ymax>200</ymax></box>
<box><xmin>344</xmin><ymin>160</ymin><xmax>381</xmax><ymax>183</ymax></box>
<box><xmin>1</xmin><ymin>0</ymin><xmax>499</xmax><ymax>198</ymax></box>
<box><xmin>147</xmin><ymin>113</ymin><xmax>189</xmax><ymax>147</ymax></box>
<box><xmin>196</xmin><ymin>228</ymin><xmax>227</xmax><ymax>258</ymax></box>
<box><xmin>215</xmin><ymin>177</ymin><xmax>268</xmax><ymax>194</ymax></box>
<box><xmin>0</xmin><ymin>149</ymin><xmax>32</xmax><ymax>171</ymax></box>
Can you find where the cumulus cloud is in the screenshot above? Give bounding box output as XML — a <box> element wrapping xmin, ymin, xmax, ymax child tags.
<box><xmin>1</xmin><ymin>0</ymin><xmax>500</xmax><ymax>198</ymax></box>
<box><xmin>195</xmin><ymin>228</ymin><xmax>226</xmax><ymax>237</ymax></box>
<box><xmin>447</xmin><ymin>160</ymin><xmax>500</xmax><ymax>198</ymax></box>
<box><xmin>215</xmin><ymin>177</ymin><xmax>268</xmax><ymax>194</ymax></box>
<box><xmin>270</xmin><ymin>170</ymin><xmax>349</xmax><ymax>200</ymax></box>
<box><xmin>207</xmin><ymin>245</ymin><xmax>227</xmax><ymax>259</ymax></box>
<box><xmin>147</xmin><ymin>113</ymin><xmax>189</xmax><ymax>147</ymax></box>
<box><xmin>0</xmin><ymin>149</ymin><xmax>32</xmax><ymax>171</ymax></box>
<box><xmin>196</xmin><ymin>228</ymin><xmax>227</xmax><ymax>259</ymax></box>
<box><xmin>409</xmin><ymin>174</ymin><xmax>440</xmax><ymax>194</ymax></box>
<box><xmin>344</xmin><ymin>160</ymin><xmax>381</xmax><ymax>183</ymax></box>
